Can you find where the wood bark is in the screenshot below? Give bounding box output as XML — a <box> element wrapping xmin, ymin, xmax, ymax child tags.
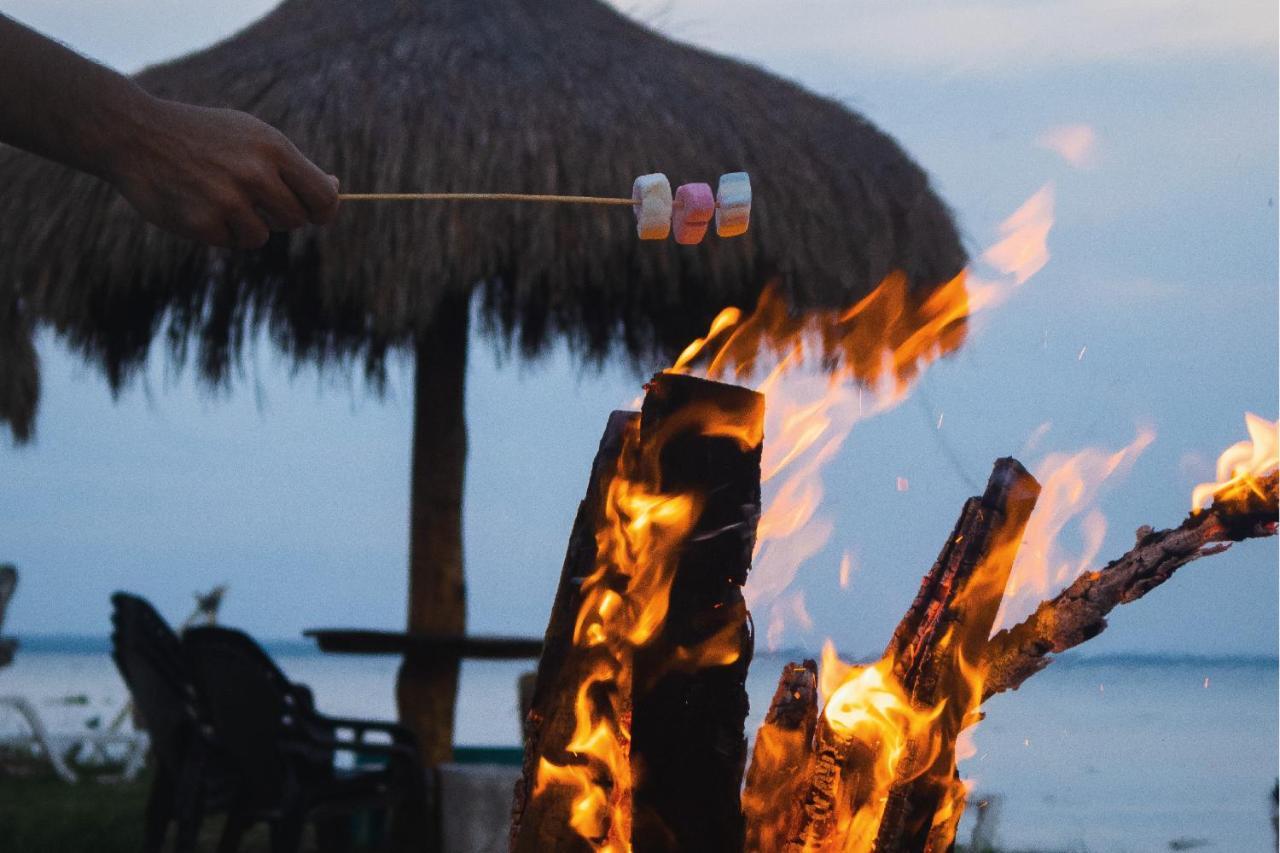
<box><xmin>511</xmin><ymin>410</ymin><xmax>636</xmax><ymax>853</ymax></box>
<box><xmin>397</xmin><ymin>293</ymin><xmax>470</xmax><ymax>768</ymax></box>
<box><xmin>982</xmin><ymin>471</ymin><xmax>1278</xmax><ymax>700</ymax></box>
<box><xmin>630</xmin><ymin>372</ymin><xmax>764</xmax><ymax>853</ymax></box>
<box><xmin>743</xmin><ymin>660</ymin><xmax>819</xmax><ymax>853</ymax></box>
<box><xmin>873</xmin><ymin>457</ymin><xmax>1040</xmax><ymax>853</ymax></box>
<box><xmin>511</xmin><ymin>373</ymin><xmax>764</xmax><ymax>853</ymax></box>
<box><xmin>784</xmin><ymin>711</ymin><xmax>875</xmax><ymax>852</ymax></box>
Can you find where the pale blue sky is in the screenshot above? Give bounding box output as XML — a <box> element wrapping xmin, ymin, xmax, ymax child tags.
<box><xmin>1</xmin><ymin>0</ymin><xmax>1276</xmax><ymax>656</ymax></box>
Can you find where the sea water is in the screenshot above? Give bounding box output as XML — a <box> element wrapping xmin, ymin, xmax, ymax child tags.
<box><xmin>2</xmin><ymin>644</ymin><xmax>1275</xmax><ymax>852</ymax></box>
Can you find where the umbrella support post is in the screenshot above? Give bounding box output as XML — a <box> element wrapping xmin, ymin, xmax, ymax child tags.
<box><xmin>399</xmin><ymin>293</ymin><xmax>471</xmax><ymax>769</ymax></box>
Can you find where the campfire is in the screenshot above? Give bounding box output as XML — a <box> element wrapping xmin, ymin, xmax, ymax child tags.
<box><xmin>507</xmin><ymin>188</ymin><xmax>1279</xmax><ymax>853</ymax></box>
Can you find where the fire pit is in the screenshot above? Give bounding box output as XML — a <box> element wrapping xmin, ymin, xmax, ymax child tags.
<box><xmin>504</xmin><ymin>188</ymin><xmax>1278</xmax><ymax>852</ymax></box>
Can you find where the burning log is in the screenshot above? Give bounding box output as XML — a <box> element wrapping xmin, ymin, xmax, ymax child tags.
<box><xmin>742</xmin><ymin>660</ymin><xmax>819</xmax><ymax>853</ymax></box>
<box><xmin>784</xmin><ymin>706</ymin><xmax>877</xmax><ymax>852</ymax></box>
<box><xmin>631</xmin><ymin>373</ymin><xmax>764</xmax><ymax>853</ymax></box>
<box><xmin>777</xmin><ymin>459</ymin><xmax>1040</xmax><ymax>853</ymax></box>
<box><xmin>872</xmin><ymin>458</ymin><xmax>1040</xmax><ymax>853</ymax></box>
<box><xmin>511</xmin><ymin>373</ymin><xmax>764</xmax><ymax>853</ymax></box>
<box><xmin>511</xmin><ymin>410</ymin><xmax>636</xmax><ymax>853</ymax></box>
<box><xmin>982</xmin><ymin>470</ymin><xmax>1279</xmax><ymax>699</ymax></box>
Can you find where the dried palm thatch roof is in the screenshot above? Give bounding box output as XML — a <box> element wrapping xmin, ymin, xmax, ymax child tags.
<box><xmin>0</xmin><ymin>0</ymin><xmax>965</xmax><ymax>440</ymax></box>
<box><xmin>0</xmin><ymin>297</ymin><xmax>38</xmax><ymax>443</ymax></box>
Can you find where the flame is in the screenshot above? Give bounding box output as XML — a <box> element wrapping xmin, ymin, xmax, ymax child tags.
<box><xmin>533</xmin><ymin>420</ymin><xmax>702</xmax><ymax>850</ymax></box>
<box><xmin>767</xmin><ymin>590</ymin><xmax>815</xmax><ymax>650</ymax></box>
<box><xmin>995</xmin><ymin>428</ymin><xmax>1155</xmax><ymax>630</ymax></box>
<box><xmin>666</xmin><ymin>183</ymin><xmax>1057</xmax><ymax>651</ymax></box>
<box><xmin>838</xmin><ymin>552</ymin><xmax>855</xmax><ymax>590</ymax></box>
<box><xmin>1037</xmin><ymin>124</ymin><xmax>1099</xmax><ymax>169</ymax></box>
<box><xmin>1191</xmin><ymin>413</ymin><xmax>1279</xmax><ymax>511</ymax></box>
<box><xmin>980</xmin><ymin>184</ymin><xmax>1054</xmax><ymax>286</ymax></box>
<box><xmin>542</xmin><ymin>183</ymin><xmax>1058</xmax><ymax>849</ymax></box>
<box><xmin>810</xmin><ymin>634</ymin><xmax>986</xmax><ymax>853</ymax></box>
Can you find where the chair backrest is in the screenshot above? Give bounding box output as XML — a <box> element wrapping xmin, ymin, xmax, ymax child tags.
<box><xmin>109</xmin><ymin>592</ymin><xmax>197</xmax><ymax>774</ymax></box>
<box><xmin>0</xmin><ymin>564</ymin><xmax>16</xmax><ymax>632</ymax></box>
<box><xmin>182</xmin><ymin>626</ymin><xmax>322</xmax><ymax>808</ymax></box>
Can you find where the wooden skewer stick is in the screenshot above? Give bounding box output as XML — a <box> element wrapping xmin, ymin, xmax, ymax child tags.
<box><xmin>338</xmin><ymin>192</ymin><xmax>635</xmax><ymax>205</ymax></box>
<box><xmin>337</xmin><ymin>192</ymin><xmax>718</xmax><ymax>208</ymax></box>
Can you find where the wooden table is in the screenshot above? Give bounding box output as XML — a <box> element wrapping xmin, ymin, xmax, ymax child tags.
<box><xmin>303</xmin><ymin>629</ymin><xmax>542</xmax><ymax>660</ymax></box>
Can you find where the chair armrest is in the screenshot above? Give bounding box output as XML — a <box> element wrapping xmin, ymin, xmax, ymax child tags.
<box><xmin>314</xmin><ymin>715</ymin><xmax>416</xmax><ymax>745</ymax></box>
<box><xmin>287</xmin><ymin>683</ymin><xmax>318</xmax><ymax>712</ymax></box>
<box><xmin>283</xmin><ymin>734</ymin><xmax>420</xmax><ymax>768</ymax></box>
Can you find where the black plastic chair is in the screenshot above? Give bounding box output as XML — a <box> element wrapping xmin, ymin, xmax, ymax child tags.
<box><xmin>110</xmin><ymin>592</ymin><xmax>236</xmax><ymax>852</ymax></box>
<box><xmin>183</xmin><ymin>626</ymin><xmax>425</xmax><ymax>853</ymax></box>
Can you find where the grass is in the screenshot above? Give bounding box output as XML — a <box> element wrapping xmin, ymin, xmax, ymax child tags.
<box><xmin>0</xmin><ymin>757</ymin><xmax>374</xmax><ymax>852</ymax></box>
<box><xmin>0</xmin><ymin>766</ymin><xmax>151</xmax><ymax>853</ymax></box>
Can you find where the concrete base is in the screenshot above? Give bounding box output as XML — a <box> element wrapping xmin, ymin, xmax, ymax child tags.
<box><xmin>437</xmin><ymin>763</ymin><xmax>521</xmax><ymax>853</ymax></box>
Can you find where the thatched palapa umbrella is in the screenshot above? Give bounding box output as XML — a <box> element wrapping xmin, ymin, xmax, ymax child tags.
<box><xmin>0</xmin><ymin>0</ymin><xmax>966</xmax><ymax>763</ymax></box>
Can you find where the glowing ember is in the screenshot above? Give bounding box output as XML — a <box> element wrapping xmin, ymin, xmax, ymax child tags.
<box><xmin>837</xmin><ymin>552</ymin><xmax>855</xmax><ymax>590</ymax></box>
<box><xmin>1191</xmin><ymin>413</ymin><xmax>1279</xmax><ymax>512</ymax></box>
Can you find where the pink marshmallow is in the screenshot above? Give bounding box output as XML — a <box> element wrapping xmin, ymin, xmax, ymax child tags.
<box><xmin>672</xmin><ymin>183</ymin><xmax>715</xmax><ymax>245</ymax></box>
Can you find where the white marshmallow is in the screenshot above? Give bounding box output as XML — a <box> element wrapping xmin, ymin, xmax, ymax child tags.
<box><xmin>715</xmin><ymin>172</ymin><xmax>751</xmax><ymax>238</ymax></box>
<box><xmin>632</xmin><ymin>173</ymin><xmax>673</xmax><ymax>240</ymax></box>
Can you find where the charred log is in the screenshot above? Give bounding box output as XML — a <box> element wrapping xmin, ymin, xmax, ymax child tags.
<box><xmin>631</xmin><ymin>372</ymin><xmax>764</xmax><ymax>853</ymax></box>
<box><xmin>785</xmin><ymin>716</ymin><xmax>878</xmax><ymax>852</ymax></box>
<box><xmin>743</xmin><ymin>660</ymin><xmax>819</xmax><ymax>853</ymax></box>
<box><xmin>983</xmin><ymin>471</ymin><xmax>1278</xmax><ymax>699</ymax></box>
<box><xmin>776</xmin><ymin>459</ymin><xmax>1039</xmax><ymax>853</ymax></box>
<box><xmin>511</xmin><ymin>374</ymin><xmax>764</xmax><ymax>853</ymax></box>
<box><xmin>511</xmin><ymin>410</ymin><xmax>636</xmax><ymax>853</ymax></box>
<box><xmin>873</xmin><ymin>457</ymin><xmax>1040</xmax><ymax>853</ymax></box>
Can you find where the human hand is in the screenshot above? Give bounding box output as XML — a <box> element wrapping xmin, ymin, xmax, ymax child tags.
<box><xmin>105</xmin><ymin>96</ymin><xmax>340</xmax><ymax>249</ymax></box>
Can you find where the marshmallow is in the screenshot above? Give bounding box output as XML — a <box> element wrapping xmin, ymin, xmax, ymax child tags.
<box><xmin>672</xmin><ymin>183</ymin><xmax>715</xmax><ymax>245</ymax></box>
<box><xmin>632</xmin><ymin>173</ymin><xmax>673</xmax><ymax>240</ymax></box>
<box><xmin>715</xmin><ymin>172</ymin><xmax>751</xmax><ymax>238</ymax></box>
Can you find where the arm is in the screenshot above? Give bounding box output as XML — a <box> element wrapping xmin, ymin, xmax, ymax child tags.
<box><xmin>0</xmin><ymin>13</ymin><xmax>339</xmax><ymax>248</ymax></box>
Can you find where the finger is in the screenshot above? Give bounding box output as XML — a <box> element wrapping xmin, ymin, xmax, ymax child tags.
<box><xmin>279</xmin><ymin>148</ymin><xmax>340</xmax><ymax>225</ymax></box>
<box><xmin>252</xmin><ymin>172</ymin><xmax>310</xmax><ymax>231</ymax></box>
<box><xmin>202</xmin><ymin>223</ymin><xmax>235</xmax><ymax>248</ymax></box>
<box><xmin>178</xmin><ymin>212</ymin><xmax>234</xmax><ymax>248</ymax></box>
<box><xmin>226</xmin><ymin>206</ymin><xmax>271</xmax><ymax>250</ymax></box>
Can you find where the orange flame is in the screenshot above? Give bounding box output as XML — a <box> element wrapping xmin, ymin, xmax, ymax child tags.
<box><xmin>545</xmin><ymin>182</ymin><xmax>1058</xmax><ymax>850</ymax></box>
<box><xmin>812</xmin><ymin>634</ymin><xmax>985</xmax><ymax>852</ymax></box>
<box><xmin>668</xmin><ymin>183</ymin><xmax>1057</xmax><ymax>651</ymax></box>
<box><xmin>980</xmin><ymin>184</ymin><xmax>1055</xmax><ymax>287</ymax></box>
<box><xmin>533</xmin><ymin>421</ymin><xmax>702</xmax><ymax>850</ymax></box>
<box><xmin>995</xmin><ymin>428</ymin><xmax>1155</xmax><ymax>630</ymax></box>
<box><xmin>1191</xmin><ymin>413</ymin><xmax>1279</xmax><ymax>512</ymax></box>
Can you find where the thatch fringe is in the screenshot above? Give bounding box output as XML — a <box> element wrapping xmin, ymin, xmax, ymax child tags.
<box><xmin>0</xmin><ymin>0</ymin><xmax>965</xmax><ymax>440</ymax></box>
<box><xmin>0</xmin><ymin>296</ymin><xmax>38</xmax><ymax>443</ymax></box>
